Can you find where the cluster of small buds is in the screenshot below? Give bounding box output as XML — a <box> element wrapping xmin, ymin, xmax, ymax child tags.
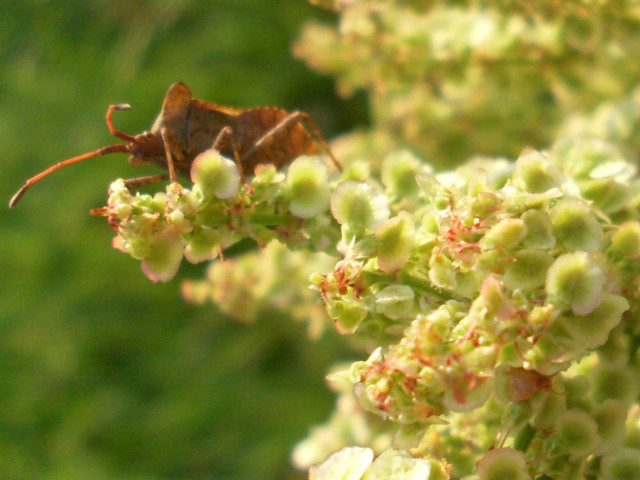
<box><xmin>95</xmin><ymin>150</ymin><xmax>340</xmax><ymax>282</ymax></box>
<box><xmin>295</xmin><ymin>1</ymin><xmax>640</xmax><ymax>165</ymax></box>
<box><xmin>100</xmin><ymin>136</ymin><xmax>640</xmax><ymax>478</ymax></box>
<box><xmin>309</xmin><ymin>141</ymin><xmax>640</xmax><ymax>478</ymax></box>
<box><xmin>182</xmin><ymin>240</ymin><xmax>336</xmax><ymax>338</ymax></box>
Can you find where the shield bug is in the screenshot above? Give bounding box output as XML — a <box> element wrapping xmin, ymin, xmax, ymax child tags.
<box><xmin>9</xmin><ymin>82</ymin><xmax>341</xmax><ymax>207</ymax></box>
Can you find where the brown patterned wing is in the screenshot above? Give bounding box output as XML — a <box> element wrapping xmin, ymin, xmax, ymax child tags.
<box><xmin>231</xmin><ymin>107</ymin><xmax>318</xmax><ymax>175</ymax></box>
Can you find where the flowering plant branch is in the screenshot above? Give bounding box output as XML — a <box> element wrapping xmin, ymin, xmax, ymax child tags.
<box><xmin>93</xmin><ymin>1</ymin><xmax>640</xmax><ymax>479</ymax></box>
<box><xmin>95</xmin><ymin>136</ymin><xmax>640</xmax><ymax>479</ymax></box>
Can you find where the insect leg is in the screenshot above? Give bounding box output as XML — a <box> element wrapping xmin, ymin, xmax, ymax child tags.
<box><xmin>105</xmin><ymin>103</ymin><xmax>137</xmax><ymax>142</ymax></box>
<box><xmin>241</xmin><ymin>111</ymin><xmax>342</xmax><ymax>172</ymax></box>
<box><xmin>123</xmin><ymin>174</ymin><xmax>169</xmax><ymax>190</ymax></box>
<box><xmin>160</xmin><ymin>127</ymin><xmax>186</xmax><ymax>183</ymax></box>
<box><xmin>211</xmin><ymin>126</ymin><xmax>245</xmax><ymax>181</ymax></box>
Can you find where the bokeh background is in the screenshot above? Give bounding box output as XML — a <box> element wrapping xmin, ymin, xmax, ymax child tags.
<box><xmin>1</xmin><ymin>2</ymin><xmax>366</xmax><ymax>479</ymax></box>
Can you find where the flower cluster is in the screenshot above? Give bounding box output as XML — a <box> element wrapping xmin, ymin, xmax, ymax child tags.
<box><xmin>93</xmin><ymin>1</ymin><xmax>640</xmax><ymax>478</ymax></box>
<box><xmin>316</xmin><ymin>141</ymin><xmax>640</xmax><ymax>478</ymax></box>
<box><xmin>295</xmin><ymin>0</ymin><xmax>640</xmax><ymax>166</ymax></box>
<box><xmin>101</xmin><ymin>138</ymin><xmax>640</xmax><ymax>478</ymax></box>
<box><xmin>94</xmin><ymin>151</ymin><xmax>340</xmax><ymax>282</ymax></box>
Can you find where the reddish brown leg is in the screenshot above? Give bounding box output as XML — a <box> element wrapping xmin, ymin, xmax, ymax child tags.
<box><xmin>123</xmin><ymin>174</ymin><xmax>169</xmax><ymax>190</ymax></box>
<box><xmin>211</xmin><ymin>126</ymin><xmax>245</xmax><ymax>182</ymax></box>
<box><xmin>159</xmin><ymin>127</ymin><xmax>188</xmax><ymax>183</ymax></box>
<box><xmin>241</xmin><ymin>111</ymin><xmax>342</xmax><ymax>172</ymax></box>
<box><xmin>105</xmin><ymin>103</ymin><xmax>136</xmax><ymax>142</ymax></box>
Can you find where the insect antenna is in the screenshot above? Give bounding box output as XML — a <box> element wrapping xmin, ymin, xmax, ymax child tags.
<box><xmin>9</xmin><ymin>102</ymin><xmax>136</xmax><ymax>208</ymax></box>
<box><xmin>9</xmin><ymin>143</ymin><xmax>131</xmax><ymax>208</ymax></box>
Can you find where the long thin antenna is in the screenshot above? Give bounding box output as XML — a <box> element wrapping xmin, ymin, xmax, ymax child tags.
<box><xmin>9</xmin><ymin>143</ymin><xmax>130</xmax><ymax>208</ymax></box>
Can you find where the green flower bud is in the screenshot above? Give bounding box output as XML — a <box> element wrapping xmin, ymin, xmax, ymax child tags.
<box><xmin>190</xmin><ymin>149</ymin><xmax>240</xmax><ymax>199</ymax></box>
<box><xmin>521</xmin><ymin>209</ymin><xmax>556</xmax><ymax>249</ymax></box>
<box><xmin>480</xmin><ymin>218</ymin><xmax>527</xmax><ymax>250</ymax></box>
<box><xmin>556</xmin><ymin>293</ymin><xmax>629</xmax><ymax>350</ymax></box>
<box><xmin>545</xmin><ymin>251</ymin><xmax>606</xmax><ymax>315</ymax></box>
<box><xmin>598</xmin><ymin>324</ymin><xmax>629</xmax><ymax>366</ymax></box>
<box><xmin>513</xmin><ymin>149</ymin><xmax>563</xmax><ymax>193</ymax></box>
<box><xmin>476</xmin><ymin>447</ymin><xmax>529</xmax><ymax>480</ymax></box>
<box><xmin>443</xmin><ymin>373</ymin><xmax>493</xmax><ymax>413</ymax></box>
<box><xmin>600</xmin><ymin>448</ymin><xmax>640</xmax><ymax>480</ymax></box>
<box><xmin>309</xmin><ymin>446</ymin><xmax>374</xmax><ymax>480</ymax></box>
<box><xmin>428</xmin><ymin>254</ymin><xmax>457</xmax><ymax>290</ymax></box>
<box><xmin>184</xmin><ymin>226</ymin><xmax>222</xmax><ymax>263</ymax></box>
<box><xmin>556</xmin><ymin>408</ymin><xmax>599</xmax><ymax>458</ymax></box>
<box><xmin>531</xmin><ymin>391</ymin><xmax>566</xmax><ymax>431</ymax></box>
<box><xmin>287</xmin><ymin>155</ymin><xmax>331</xmax><ymax>218</ymax></box>
<box><xmin>609</xmin><ymin>221</ymin><xmax>640</xmax><ymax>260</ymax></box>
<box><xmin>376</xmin><ymin>212</ymin><xmax>415</xmax><ymax>273</ymax></box>
<box><xmin>375</xmin><ymin>284</ymin><xmax>415</xmax><ymax>320</ymax></box>
<box><xmin>329</xmin><ymin>298</ymin><xmax>368</xmax><ymax>334</ymax></box>
<box><xmin>342</xmin><ymin>159</ymin><xmax>371</xmax><ymax>183</ymax></box>
<box><xmin>581</xmin><ymin>178</ymin><xmax>632</xmax><ymax>214</ymax></box>
<box><xmin>331</xmin><ymin>181</ymin><xmax>390</xmax><ymax>234</ymax></box>
<box><xmin>550</xmin><ymin>139</ymin><xmax>621</xmax><ymax>179</ymax></box>
<box><xmin>416</xmin><ymin>174</ymin><xmax>451</xmax><ymax>214</ymax></box>
<box><xmin>593</xmin><ymin>400</ymin><xmax>627</xmax><ymax>455</ymax></box>
<box><xmin>592</xmin><ymin>364</ymin><xmax>640</xmax><ymax>406</ymax></box>
<box><xmin>361</xmin><ymin>449</ymin><xmax>431</xmax><ymax>480</ymax></box>
<box><xmin>550</xmin><ymin>197</ymin><xmax>603</xmax><ymax>252</ymax></box>
<box><xmin>140</xmin><ymin>232</ymin><xmax>184</xmax><ymax>283</ymax></box>
<box><xmin>503</xmin><ymin>249</ymin><xmax>554</xmax><ymax>291</ymax></box>
<box><xmin>381</xmin><ymin>150</ymin><xmax>424</xmax><ymax>197</ymax></box>
<box><xmin>523</xmin><ymin>333</ymin><xmax>565</xmax><ymax>369</ymax></box>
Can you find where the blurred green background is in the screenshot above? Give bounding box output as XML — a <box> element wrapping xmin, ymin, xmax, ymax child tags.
<box><xmin>1</xmin><ymin>1</ymin><xmax>365</xmax><ymax>479</ymax></box>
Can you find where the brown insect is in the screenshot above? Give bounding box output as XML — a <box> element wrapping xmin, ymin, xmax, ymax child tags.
<box><xmin>9</xmin><ymin>82</ymin><xmax>341</xmax><ymax>208</ymax></box>
<box><xmin>506</xmin><ymin>367</ymin><xmax>553</xmax><ymax>402</ymax></box>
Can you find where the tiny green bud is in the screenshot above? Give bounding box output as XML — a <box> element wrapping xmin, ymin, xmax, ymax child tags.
<box><xmin>513</xmin><ymin>149</ymin><xmax>563</xmax><ymax>193</ymax></box>
<box><xmin>503</xmin><ymin>248</ymin><xmax>554</xmax><ymax>291</ymax></box>
<box><xmin>531</xmin><ymin>391</ymin><xmax>566</xmax><ymax>431</ymax></box>
<box><xmin>558</xmin><ymin>293</ymin><xmax>629</xmax><ymax>349</ymax></box>
<box><xmin>476</xmin><ymin>447</ymin><xmax>529</xmax><ymax>480</ymax></box>
<box><xmin>190</xmin><ymin>149</ymin><xmax>240</xmax><ymax>199</ymax></box>
<box><xmin>184</xmin><ymin>226</ymin><xmax>222</xmax><ymax>263</ymax></box>
<box><xmin>480</xmin><ymin>218</ymin><xmax>527</xmax><ymax>249</ymax></box>
<box><xmin>140</xmin><ymin>233</ymin><xmax>184</xmax><ymax>283</ymax></box>
<box><xmin>600</xmin><ymin>447</ymin><xmax>640</xmax><ymax>480</ymax></box>
<box><xmin>609</xmin><ymin>221</ymin><xmax>640</xmax><ymax>260</ymax></box>
<box><xmin>416</xmin><ymin>173</ymin><xmax>451</xmax><ymax>213</ymax></box>
<box><xmin>545</xmin><ymin>251</ymin><xmax>606</xmax><ymax>315</ymax></box>
<box><xmin>381</xmin><ymin>150</ymin><xmax>424</xmax><ymax>197</ymax></box>
<box><xmin>428</xmin><ymin>254</ymin><xmax>457</xmax><ymax>290</ymax></box>
<box><xmin>549</xmin><ymin>197</ymin><xmax>603</xmax><ymax>252</ymax></box>
<box><xmin>376</xmin><ymin>212</ymin><xmax>415</xmax><ymax>273</ymax></box>
<box><xmin>592</xmin><ymin>364</ymin><xmax>640</xmax><ymax>406</ymax></box>
<box><xmin>556</xmin><ymin>408</ymin><xmax>599</xmax><ymax>457</ymax></box>
<box><xmin>521</xmin><ymin>209</ymin><xmax>556</xmax><ymax>249</ymax></box>
<box><xmin>362</xmin><ymin>449</ymin><xmax>431</xmax><ymax>480</ymax></box>
<box><xmin>593</xmin><ymin>400</ymin><xmax>627</xmax><ymax>455</ymax></box>
<box><xmin>287</xmin><ymin>155</ymin><xmax>331</xmax><ymax>218</ymax></box>
<box><xmin>581</xmin><ymin>178</ymin><xmax>632</xmax><ymax>214</ymax></box>
<box><xmin>329</xmin><ymin>298</ymin><xmax>368</xmax><ymax>334</ymax></box>
<box><xmin>375</xmin><ymin>284</ymin><xmax>415</xmax><ymax>320</ymax></box>
<box><xmin>309</xmin><ymin>446</ymin><xmax>374</xmax><ymax>480</ymax></box>
<box><xmin>331</xmin><ymin>181</ymin><xmax>390</xmax><ymax>233</ymax></box>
